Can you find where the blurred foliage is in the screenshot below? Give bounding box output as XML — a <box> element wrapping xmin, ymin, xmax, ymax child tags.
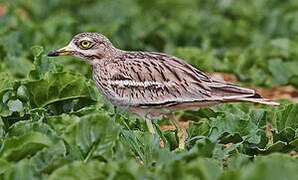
<box><xmin>0</xmin><ymin>0</ymin><xmax>297</xmax><ymax>179</ymax></box>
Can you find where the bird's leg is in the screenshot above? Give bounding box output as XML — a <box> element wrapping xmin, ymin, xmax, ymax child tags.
<box><xmin>145</xmin><ymin>118</ymin><xmax>155</xmax><ymax>134</ymax></box>
<box><xmin>168</xmin><ymin>112</ymin><xmax>186</xmax><ymax>150</ymax></box>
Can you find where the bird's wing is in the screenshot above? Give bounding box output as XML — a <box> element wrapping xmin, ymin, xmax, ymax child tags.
<box><xmin>98</xmin><ymin>51</ymin><xmax>258</xmax><ymax>107</ymax></box>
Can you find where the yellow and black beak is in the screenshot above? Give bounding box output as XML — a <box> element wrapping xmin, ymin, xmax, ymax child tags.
<box><xmin>47</xmin><ymin>46</ymin><xmax>75</xmax><ymax>57</ymax></box>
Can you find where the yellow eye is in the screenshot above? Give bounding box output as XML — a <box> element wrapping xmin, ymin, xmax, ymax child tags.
<box><xmin>81</xmin><ymin>41</ymin><xmax>91</xmax><ymax>48</ymax></box>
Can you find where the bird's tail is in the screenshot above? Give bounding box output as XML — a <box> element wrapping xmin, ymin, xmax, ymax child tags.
<box><xmin>222</xmin><ymin>97</ymin><xmax>280</xmax><ymax>106</ymax></box>
<box><xmin>208</xmin><ymin>79</ymin><xmax>280</xmax><ymax>106</ymax></box>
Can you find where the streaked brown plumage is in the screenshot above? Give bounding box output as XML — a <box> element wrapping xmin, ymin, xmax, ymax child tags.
<box><xmin>48</xmin><ymin>32</ymin><xmax>280</xmax><ymax>149</ymax></box>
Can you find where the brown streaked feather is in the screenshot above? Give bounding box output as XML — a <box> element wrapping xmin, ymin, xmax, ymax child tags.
<box><xmin>92</xmin><ymin>51</ymin><xmax>279</xmax><ymax>110</ymax></box>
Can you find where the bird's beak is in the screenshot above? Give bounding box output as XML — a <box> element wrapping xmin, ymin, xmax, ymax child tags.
<box><xmin>47</xmin><ymin>46</ymin><xmax>75</xmax><ymax>57</ymax></box>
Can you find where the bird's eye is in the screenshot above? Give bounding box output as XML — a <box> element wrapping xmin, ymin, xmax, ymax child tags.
<box><xmin>80</xmin><ymin>40</ymin><xmax>91</xmax><ymax>49</ymax></box>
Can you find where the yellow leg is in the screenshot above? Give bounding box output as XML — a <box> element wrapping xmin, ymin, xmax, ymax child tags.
<box><xmin>168</xmin><ymin>112</ymin><xmax>186</xmax><ymax>150</ymax></box>
<box><xmin>146</xmin><ymin>118</ymin><xmax>155</xmax><ymax>134</ymax></box>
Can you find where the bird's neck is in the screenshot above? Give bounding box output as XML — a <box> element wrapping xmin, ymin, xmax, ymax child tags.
<box><xmin>91</xmin><ymin>47</ymin><xmax>125</xmax><ymax>66</ymax></box>
<box><xmin>106</xmin><ymin>47</ymin><xmax>125</xmax><ymax>60</ymax></box>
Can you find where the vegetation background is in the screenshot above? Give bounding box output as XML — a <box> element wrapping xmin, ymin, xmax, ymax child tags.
<box><xmin>0</xmin><ymin>0</ymin><xmax>297</xmax><ymax>179</ymax></box>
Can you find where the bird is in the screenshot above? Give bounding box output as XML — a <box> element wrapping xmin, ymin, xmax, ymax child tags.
<box><xmin>47</xmin><ymin>32</ymin><xmax>280</xmax><ymax>149</ymax></box>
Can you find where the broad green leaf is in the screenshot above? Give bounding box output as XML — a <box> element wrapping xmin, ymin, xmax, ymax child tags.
<box><xmin>23</xmin><ymin>72</ymin><xmax>97</xmax><ymax>108</ymax></box>
<box><xmin>181</xmin><ymin>108</ymin><xmax>220</xmax><ymax>122</ymax></box>
<box><xmin>184</xmin><ymin>138</ymin><xmax>217</xmax><ymax>160</ymax></box>
<box><xmin>269</xmin><ymin>38</ymin><xmax>290</xmax><ymax>58</ymax></box>
<box><xmin>258</xmin><ymin>141</ymin><xmax>287</xmax><ymax>154</ymax></box>
<box><xmin>43</xmin><ymin>114</ymin><xmax>80</xmax><ymax>135</ymax></box>
<box><xmin>194</xmin><ymin>138</ymin><xmax>217</xmax><ymax>158</ymax></box>
<box><xmin>187</xmin><ymin>119</ymin><xmax>211</xmax><ymax>140</ymax></box>
<box><xmin>289</xmin><ymin>138</ymin><xmax>298</xmax><ymax>152</ymax></box>
<box><xmin>273</xmin><ymin>127</ymin><xmax>295</xmax><ymax>143</ymax></box>
<box><xmin>225</xmin><ymin>153</ymin><xmax>251</xmax><ymax>171</ymax></box>
<box><xmin>269</xmin><ymin>59</ymin><xmax>298</xmax><ymax>85</ymax></box>
<box><xmin>48</xmin><ymin>159</ymin><xmax>154</xmax><ymax>180</ymax></box>
<box><xmin>30</xmin><ymin>140</ymin><xmax>71</xmax><ymax>174</ymax></box>
<box><xmin>0</xmin><ymin>132</ymin><xmax>52</xmax><ymax>161</ymax></box>
<box><xmin>160</xmin><ymin>158</ymin><xmax>221</xmax><ymax>180</ymax></box>
<box><xmin>2</xmin><ymin>159</ymin><xmax>35</xmax><ymax>180</ymax></box>
<box><xmin>240</xmin><ymin>153</ymin><xmax>298</xmax><ymax>180</ymax></box>
<box><xmin>0</xmin><ymin>158</ymin><xmax>11</xmax><ymax>174</ymax></box>
<box><xmin>47</xmin><ymin>161</ymin><xmax>107</xmax><ymax>180</ymax></box>
<box><xmin>7</xmin><ymin>121</ymin><xmax>60</xmax><ymax>143</ymax></box>
<box><xmin>63</xmin><ymin>112</ymin><xmax>120</xmax><ymax>161</ymax></box>
<box><xmin>17</xmin><ymin>85</ymin><xmax>29</xmax><ymax>102</ymax></box>
<box><xmin>289</xmin><ymin>75</ymin><xmax>298</xmax><ymax>88</ymax></box>
<box><xmin>274</xmin><ymin>103</ymin><xmax>298</xmax><ymax>132</ymax></box>
<box><xmin>272</xmin><ymin>103</ymin><xmax>298</xmax><ymax>149</ymax></box>
<box><xmin>208</xmin><ymin>112</ymin><xmax>252</xmax><ymax>143</ymax></box>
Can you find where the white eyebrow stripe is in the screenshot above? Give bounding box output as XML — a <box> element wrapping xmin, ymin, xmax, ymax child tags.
<box><xmin>80</xmin><ymin>37</ymin><xmax>93</xmax><ymax>41</ymax></box>
<box><xmin>107</xmin><ymin>80</ymin><xmax>165</xmax><ymax>88</ymax></box>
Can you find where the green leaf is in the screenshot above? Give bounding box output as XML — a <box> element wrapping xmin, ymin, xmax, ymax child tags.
<box><xmin>240</xmin><ymin>153</ymin><xmax>298</xmax><ymax>180</ymax></box>
<box><xmin>23</xmin><ymin>72</ymin><xmax>97</xmax><ymax>108</ymax></box>
<box><xmin>289</xmin><ymin>138</ymin><xmax>298</xmax><ymax>152</ymax></box>
<box><xmin>163</xmin><ymin>129</ymin><xmax>178</xmax><ymax>150</ymax></box>
<box><xmin>2</xmin><ymin>159</ymin><xmax>35</xmax><ymax>180</ymax></box>
<box><xmin>274</xmin><ymin>103</ymin><xmax>298</xmax><ymax>132</ymax></box>
<box><xmin>17</xmin><ymin>85</ymin><xmax>29</xmax><ymax>102</ymax></box>
<box><xmin>194</xmin><ymin>138</ymin><xmax>217</xmax><ymax>157</ymax></box>
<box><xmin>269</xmin><ymin>38</ymin><xmax>290</xmax><ymax>58</ymax></box>
<box><xmin>184</xmin><ymin>138</ymin><xmax>217</xmax><ymax>160</ymax></box>
<box><xmin>0</xmin><ymin>158</ymin><xmax>11</xmax><ymax>174</ymax></box>
<box><xmin>181</xmin><ymin>108</ymin><xmax>220</xmax><ymax>122</ymax></box>
<box><xmin>121</xmin><ymin>130</ymin><xmax>146</xmax><ymax>163</ymax></box>
<box><xmin>272</xmin><ymin>104</ymin><xmax>298</xmax><ymax>149</ymax></box>
<box><xmin>269</xmin><ymin>59</ymin><xmax>298</xmax><ymax>85</ymax></box>
<box><xmin>48</xmin><ymin>159</ymin><xmax>153</xmax><ymax>180</ymax></box>
<box><xmin>161</xmin><ymin>158</ymin><xmax>221</xmax><ymax>180</ymax></box>
<box><xmin>7</xmin><ymin>99</ymin><xmax>23</xmax><ymax>112</ymax></box>
<box><xmin>30</xmin><ymin>140</ymin><xmax>71</xmax><ymax>174</ymax></box>
<box><xmin>273</xmin><ymin>127</ymin><xmax>295</xmax><ymax>143</ymax></box>
<box><xmin>62</xmin><ymin>112</ymin><xmax>120</xmax><ymax>161</ymax></box>
<box><xmin>225</xmin><ymin>153</ymin><xmax>251</xmax><ymax>171</ymax></box>
<box><xmin>186</xmin><ymin>120</ymin><xmax>211</xmax><ymax>147</ymax></box>
<box><xmin>0</xmin><ymin>132</ymin><xmax>53</xmax><ymax>161</ymax></box>
<box><xmin>48</xmin><ymin>161</ymin><xmax>107</xmax><ymax>180</ymax></box>
<box><xmin>43</xmin><ymin>114</ymin><xmax>80</xmax><ymax>135</ymax></box>
<box><xmin>134</xmin><ymin>131</ymin><xmax>175</xmax><ymax>165</ymax></box>
<box><xmin>31</xmin><ymin>46</ymin><xmax>44</xmax><ymax>58</ymax></box>
<box><xmin>258</xmin><ymin>141</ymin><xmax>287</xmax><ymax>154</ymax></box>
<box><xmin>28</xmin><ymin>46</ymin><xmax>44</xmax><ymax>80</ymax></box>
<box><xmin>186</xmin><ymin>105</ymin><xmax>270</xmax><ymax>153</ymax></box>
<box><xmin>208</xmin><ymin>112</ymin><xmax>251</xmax><ymax>143</ymax></box>
<box><xmin>7</xmin><ymin>121</ymin><xmax>60</xmax><ymax>143</ymax></box>
<box><xmin>289</xmin><ymin>75</ymin><xmax>298</xmax><ymax>88</ymax></box>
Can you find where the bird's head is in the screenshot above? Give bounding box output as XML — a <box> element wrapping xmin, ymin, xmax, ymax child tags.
<box><xmin>47</xmin><ymin>32</ymin><xmax>116</xmax><ymax>62</ymax></box>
